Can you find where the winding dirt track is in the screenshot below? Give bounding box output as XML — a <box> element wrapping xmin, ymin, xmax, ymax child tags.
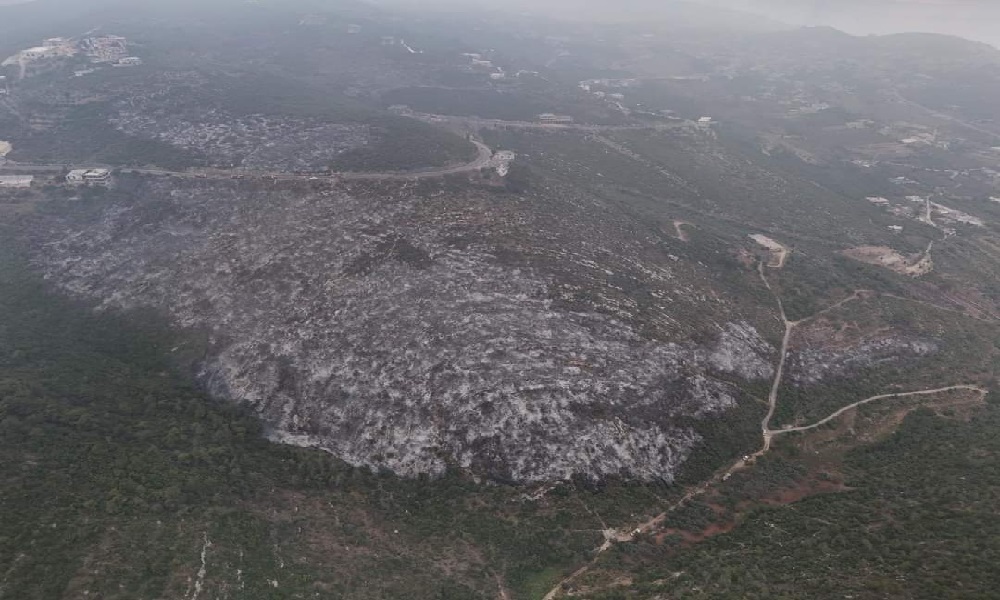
<box><xmin>771</xmin><ymin>385</ymin><xmax>987</xmax><ymax>435</ymax></box>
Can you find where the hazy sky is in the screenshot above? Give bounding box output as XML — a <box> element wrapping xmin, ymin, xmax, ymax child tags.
<box><xmin>697</xmin><ymin>0</ymin><xmax>1000</xmax><ymax>45</ymax></box>
<box><xmin>4</xmin><ymin>0</ymin><xmax>999</xmax><ymax>47</ymax></box>
<box><xmin>380</xmin><ymin>0</ymin><xmax>1000</xmax><ymax>47</ymax></box>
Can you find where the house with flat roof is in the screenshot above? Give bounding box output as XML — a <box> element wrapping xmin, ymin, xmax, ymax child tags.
<box><xmin>537</xmin><ymin>113</ymin><xmax>574</xmax><ymax>124</ymax></box>
<box><xmin>67</xmin><ymin>169</ymin><xmax>111</xmax><ymax>185</ymax></box>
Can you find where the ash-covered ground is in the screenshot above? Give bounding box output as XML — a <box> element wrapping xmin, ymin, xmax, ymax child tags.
<box><xmin>28</xmin><ymin>176</ymin><xmax>776</xmax><ymax>482</ymax></box>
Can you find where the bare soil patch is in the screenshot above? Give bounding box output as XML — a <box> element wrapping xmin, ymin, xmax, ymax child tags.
<box><xmin>750</xmin><ymin>234</ymin><xmax>788</xmax><ymax>268</ymax></box>
<box><xmin>842</xmin><ymin>245</ymin><xmax>932</xmax><ymax>276</ymax></box>
<box><xmin>673</xmin><ymin>220</ymin><xmax>692</xmax><ymax>242</ymax></box>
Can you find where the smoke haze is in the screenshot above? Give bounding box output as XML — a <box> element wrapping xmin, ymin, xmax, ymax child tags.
<box><xmin>372</xmin><ymin>0</ymin><xmax>1000</xmax><ymax>47</ymax></box>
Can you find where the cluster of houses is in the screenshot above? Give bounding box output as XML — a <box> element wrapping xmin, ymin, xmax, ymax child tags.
<box><xmin>3</xmin><ymin>35</ymin><xmax>141</xmax><ymax>77</ymax></box>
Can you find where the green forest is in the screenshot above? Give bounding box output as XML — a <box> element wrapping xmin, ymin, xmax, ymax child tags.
<box><xmin>0</xmin><ymin>235</ymin><xmax>687</xmax><ymax>599</ymax></box>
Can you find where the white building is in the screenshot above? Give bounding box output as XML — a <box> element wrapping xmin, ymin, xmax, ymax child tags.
<box><xmin>698</xmin><ymin>116</ymin><xmax>713</xmax><ymax>125</ymax></box>
<box><xmin>537</xmin><ymin>113</ymin><xmax>574</xmax><ymax>124</ymax></box>
<box><xmin>115</xmin><ymin>56</ymin><xmax>142</xmax><ymax>66</ymax></box>
<box><xmin>67</xmin><ymin>169</ymin><xmax>111</xmax><ymax>185</ymax></box>
<box><xmin>0</xmin><ymin>175</ymin><xmax>33</xmax><ymax>188</ymax></box>
<box><xmin>66</xmin><ymin>169</ymin><xmax>88</xmax><ymax>183</ymax></box>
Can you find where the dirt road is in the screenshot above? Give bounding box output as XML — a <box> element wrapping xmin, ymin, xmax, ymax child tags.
<box><xmin>540</xmin><ymin>265</ymin><xmax>988</xmax><ymax>600</ymax></box>
<box><xmin>770</xmin><ymin>385</ymin><xmax>987</xmax><ymax>435</ymax></box>
<box><xmin>758</xmin><ymin>261</ymin><xmax>793</xmax><ymax>450</ymax></box>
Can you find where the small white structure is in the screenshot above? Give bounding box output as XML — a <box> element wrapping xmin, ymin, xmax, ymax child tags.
<box><xmin>697</xmin><ymin>116</ymin><xmax>713</xmax><ymax>125</ymax></box>
<box><xmin>67</xmin><ymin>168</ymin><xmax>111</xmax><ymax>185</ymax></box>
<box><xmin>489</xmin><ymin>150</ymin><xmax>516</xmax><ymax>178</ymax></box>
<box><xmin>537</xmin><ymin>113</ymin><xmax>574</xmax><ymax>124</ymax></box>
<box><xmin>888</xmin><ymin>225</ymin><xmax>904</xmax><ymax>232</ymax></box>
<box><xmin>115</xmin><ymin>56</ymin><xmax>142</xmax><ymax>66</ymax></box>
<box><xmin>0</xmin><ymin>175</ymin><xmax>33</xmax><ymax>188</ymax></box>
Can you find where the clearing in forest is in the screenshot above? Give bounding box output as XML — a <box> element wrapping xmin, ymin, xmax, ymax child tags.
<box><xmin>842</xmin><ymin>244</ymin><xmax>933</xmax><ymax>277</ymax></box>
<box><xmin>749</xmin><ymin>234</ymin><xmax>788</xmax><ymax>268</ymax></box>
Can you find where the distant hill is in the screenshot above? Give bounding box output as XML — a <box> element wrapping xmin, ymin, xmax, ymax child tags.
<box><xmin>696</xmin><ymin>0</ymin><xmax>1000</xmax><ymax>48</ymax></box>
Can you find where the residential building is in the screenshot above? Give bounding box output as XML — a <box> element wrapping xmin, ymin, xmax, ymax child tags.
<box><xmin>537</xmin><ymin>113</ymin><xmax>574</xmax><ymax>124</ymax></box>
<box><xmin>67</xmin><ymin>169</ymin><xmax>111</xmax><ymax>185</ymax></box>
<box><xmin>66</xmin><ymin>169</ymin><xmax>88</xmax><ymax>183</ymax></box>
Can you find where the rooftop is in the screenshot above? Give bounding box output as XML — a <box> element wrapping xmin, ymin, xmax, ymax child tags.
<box><xmin>0</xmin><ymin>175</ymin><xmax>34</xmax><ymax>187</ymax></box>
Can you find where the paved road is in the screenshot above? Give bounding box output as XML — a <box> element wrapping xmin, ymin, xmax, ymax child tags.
<box><xmin>412</xmin><ymin>112</ymin><xmax>694</xmax><ymax>133</ymax></box>
<box><xmin>0</xmin><ymin>140</ymin><xmax>495</xmax><ymax>182</ymax></box>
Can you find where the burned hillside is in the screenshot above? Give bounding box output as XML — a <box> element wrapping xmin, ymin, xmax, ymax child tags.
<box><xmin>26</xmin><ymin>175</ymin><xmax>776</xmax><ymax>483</ymax></box>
